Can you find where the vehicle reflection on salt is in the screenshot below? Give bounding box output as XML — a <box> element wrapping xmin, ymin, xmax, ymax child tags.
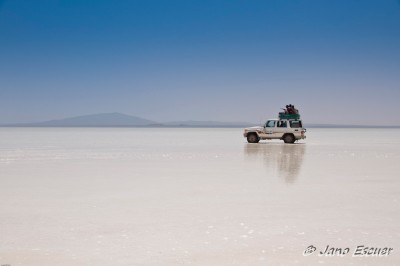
<box><xmin>244</xmin><ymin>143</ymin><xmax>306</xmax><ymax>183</ymax></box>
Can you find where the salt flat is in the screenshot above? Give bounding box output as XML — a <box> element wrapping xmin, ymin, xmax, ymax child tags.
<box><xmin>0</xmin><ymin>128</ymin><xmax>399</xmax><ymax>265</ymax></box>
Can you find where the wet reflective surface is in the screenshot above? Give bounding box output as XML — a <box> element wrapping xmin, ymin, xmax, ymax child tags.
<box><xmin>0</xmin><ymin>128</ymin><xmax>399</xmax><ymax>265</ymax></box>
<box><xmin>244</xmin><ymin>143</ymin><xmax>306</xmax><ymax>183</ymax></box>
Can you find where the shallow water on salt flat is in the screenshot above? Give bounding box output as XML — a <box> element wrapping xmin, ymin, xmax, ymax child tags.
<box><xmin>0</xmin><ymin>128</ymin><xmax>399</xmax><ymax>265</ymax></box>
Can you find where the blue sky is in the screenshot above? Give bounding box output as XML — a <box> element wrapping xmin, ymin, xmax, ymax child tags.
<box><xmin>0</xmin><ymin>0</ymin><xmax>399</xmax><ymax>125</ymax></box>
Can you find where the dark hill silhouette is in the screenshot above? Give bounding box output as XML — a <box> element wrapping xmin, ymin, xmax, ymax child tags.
<box><xmin>16</xmin><ymin>112</ymin><xmax>157</xmax><ymax>127</ymax></box>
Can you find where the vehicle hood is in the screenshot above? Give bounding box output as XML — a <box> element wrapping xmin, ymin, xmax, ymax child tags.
<box><xmin>244</xmin><ymin>126</ymin><xmax>264</xmax><ymax>132</ymax></box>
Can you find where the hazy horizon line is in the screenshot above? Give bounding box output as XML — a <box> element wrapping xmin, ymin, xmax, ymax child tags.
<box><xmin>1</xmin><ymin>112</ymin><xmax>399</xmax><ymax>128</ymax></box>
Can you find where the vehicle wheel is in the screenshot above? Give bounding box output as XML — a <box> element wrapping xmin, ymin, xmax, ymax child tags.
<box><xmin>283</xmin><ymin>134</ymin><xmax>295</xmax><ymax>144</ymax></box>
<box><xmin>247</xmin><ymin>133</ymin><xmax>260</xmax><ymax>143</ymax></box>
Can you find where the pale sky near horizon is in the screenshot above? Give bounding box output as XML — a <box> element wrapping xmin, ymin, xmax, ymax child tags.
<box><xmin>1</xmin><ymin>0</ymin><xmax>399</xmax><ymax>125</ymax></box>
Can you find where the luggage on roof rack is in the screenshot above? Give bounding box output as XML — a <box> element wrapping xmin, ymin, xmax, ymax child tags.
<box><xmin>279</xmin><ymin>104</ymin><xmax>300</xmax><ymax>120</ymax></box>
<box><xmin>279</xmin><ymin>113</ymin><xmax>300</xmax><ymax>120</ymax></box>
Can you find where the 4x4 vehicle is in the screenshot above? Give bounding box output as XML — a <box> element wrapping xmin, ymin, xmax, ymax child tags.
<box><xmin>243</xmin><ymin>119</ymin><xmax>306</xmax><ymax>143</ymax></box>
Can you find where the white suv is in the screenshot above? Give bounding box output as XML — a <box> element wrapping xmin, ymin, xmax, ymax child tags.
<box><xmin>243</xmin><ymin>119</ymin><xmax>306</xmax><ymax>143</ymax></box>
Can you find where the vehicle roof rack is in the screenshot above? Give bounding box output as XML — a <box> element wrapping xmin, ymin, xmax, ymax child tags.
<box><xmin>278</xmin><ymin>113</ymin><xmax>301</xmax><ymax>120</ymax></box>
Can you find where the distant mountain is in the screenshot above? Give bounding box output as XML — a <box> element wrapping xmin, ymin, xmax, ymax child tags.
<box><xmin>3</xmin><ymin>113</ymin><xmax>255</xmax><ymax>127</ymax></box>
<box><xmin>12</xmin><ymin>113</ymin><xmax>158</xmax><ymax>127</ymax></box>
<box><xmin>6</xmin><ymin>113</ymin><xmax>396</xmax><ymax>128</ymax></box>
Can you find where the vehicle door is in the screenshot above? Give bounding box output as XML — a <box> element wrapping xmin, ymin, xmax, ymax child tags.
<box><xmin>263</xmin><ymin>120</ymin><xmax>277</xmax><ymax>138</ymax></box>
<box><xmin>289</xmin><ymin>120</ymin><xmax>303</xmax><ymax>138</ymax></box>
<box><xmin>273</xmin><ymin>120</ymin><xmax>288</xmax><ymax>138</ymax></box>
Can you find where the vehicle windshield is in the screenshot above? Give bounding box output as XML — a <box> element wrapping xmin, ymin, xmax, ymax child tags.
<box><xmin>265</xmin><ymin>120</ymin><xmax>276</xmax><ymax>128</ymax></box>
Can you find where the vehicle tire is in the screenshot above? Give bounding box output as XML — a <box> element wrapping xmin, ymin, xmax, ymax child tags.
<box><xmin>283</xmin><ymin>134</ymin><xmax>295</xmax><ymax>144</ymax></box>
<box><xmin>247</xmin><ymin>133</ymin><xmax>260</xmax><ymax>143</ymax></box>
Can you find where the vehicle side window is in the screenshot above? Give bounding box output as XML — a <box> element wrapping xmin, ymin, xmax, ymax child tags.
<box><xmin>278</xmin><ymin>121</ymin><xmax>287</xmax><ymax>127</ymax></box>
<box><xmin>290</xmin><ymin>121</ymin><xmax>302</xmax><ymax>128</ymax></box>
<box><xmin>265</xmin><ymin>120</ymin><xmax>276</xmax><ymax>128</ymax></box>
